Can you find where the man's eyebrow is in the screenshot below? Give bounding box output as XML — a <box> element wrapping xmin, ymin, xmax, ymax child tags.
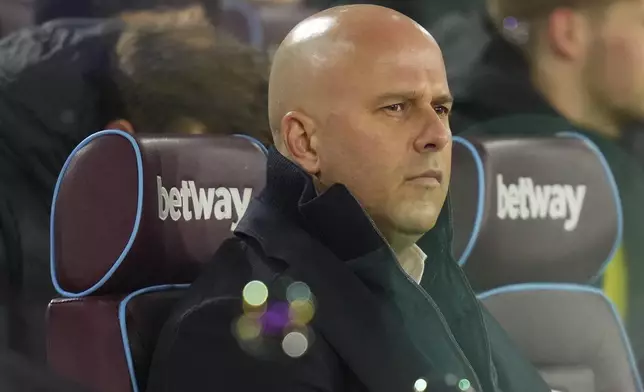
<box><xmin>372</xmin><ymin>91</ymin><xmax>454</xmax><ymax>107</ymax></box>
<box><xmin>373</xmin><ymin>90</ymin><xmax>420</xmax><ymax>103</ymax></box>
<box><xmin>373</xmin><ymin>91</ymin><xmax>454</xmax><ymax>104</ymax></box>
<box><xmin>433</xmin><ymin>93</ymin><xmax>454</xmax><ymax>105</ymax></box>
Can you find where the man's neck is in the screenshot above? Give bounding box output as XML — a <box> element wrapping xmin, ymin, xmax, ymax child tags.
<box><xmin>531</xmin><ymin>62</ymin><xmax>621</xmax><ymax>139</ymax></box>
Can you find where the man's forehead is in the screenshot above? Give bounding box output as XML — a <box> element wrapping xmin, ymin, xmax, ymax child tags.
<box><xmin>331</xmin><ymin>43</ymin><xmax>448</xmax><ymax>95</ymax></box>
<box><xmin>371</xmin><ymin>46</ymin><xmax>445</xmax><ymax>73</ymax></box>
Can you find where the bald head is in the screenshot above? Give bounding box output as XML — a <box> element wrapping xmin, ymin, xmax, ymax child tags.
<box><xmin>268</xmin><ymin>5</ymin><xmax>441</xmax><ymax>145</ymax></box>
<box><xmin>268</xmin><ymin>5</ymin><xmax>452</xmax><ymax>251</ymax></box>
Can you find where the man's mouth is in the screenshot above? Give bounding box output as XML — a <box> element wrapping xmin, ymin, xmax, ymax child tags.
<box><xmin>406</xmin><ymin>170</ymin><xmax>443</xmax><ymax>187</ymax></box>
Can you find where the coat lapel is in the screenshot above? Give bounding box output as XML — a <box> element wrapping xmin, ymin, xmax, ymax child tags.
<box><xmin>236</xmin><ymin>200</ymin><xmax>440</xmax><ymax>392</ymax></box>
<box><xmin>235</xmin><ymin>149</ymin><xmax>486</xmax><ymax>391</ymax></box>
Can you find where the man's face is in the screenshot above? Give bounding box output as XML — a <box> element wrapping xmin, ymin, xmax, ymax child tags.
<box><xmin>584</xmin><ymin>0</ymin><xmax>644</xmax><ymax>123</ymax></box>
<box><xmin>313</xmin><ymin>35</ymin><xmax>452</xmax><ymax>248</ymax></box>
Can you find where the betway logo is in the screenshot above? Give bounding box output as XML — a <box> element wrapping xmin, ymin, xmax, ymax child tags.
<box><xmin>496</xmin><ymin>174</ymin><xmax>587</xmax><ymax>231</ymax></box>
<box><xmin>157</xmin><ymin>176</ymin><xmax>252</xmax><ymax>230</ymax></box>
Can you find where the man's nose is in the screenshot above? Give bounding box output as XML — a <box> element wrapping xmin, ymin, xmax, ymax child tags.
<box><xmin>413</xmin><ymin>113</ymin><xmax>451</xmax><ymax>153</ymax></box>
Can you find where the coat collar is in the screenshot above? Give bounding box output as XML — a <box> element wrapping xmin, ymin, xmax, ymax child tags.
<box><xmin>255</xmin><ymin>147</ymin><xmax>387</xmax><ymax>261</ymax></box>
<box><xmin>234</xmin><ymin>148</ymin><xmax>486</xmax><ymax>392</ymax></box>
<box><xmin>255</xmin><ymin>147</ymin><xmax>455</xmax><ymax>265</ymax></box>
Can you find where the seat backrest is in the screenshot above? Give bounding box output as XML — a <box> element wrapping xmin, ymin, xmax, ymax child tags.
<box><xmin>451</xmin><ymin>133</ymin><xmax>620</xmax><ymax>290</ymax></box>
<box><xmin>450</xmin><ymin>133</ymin><xmax>642</xmax><ymax>392</ymax></box>
<box><xmin>47</xmin><ymin>130</ymin><xmax>267</xmax><ymax>392</ymax></box>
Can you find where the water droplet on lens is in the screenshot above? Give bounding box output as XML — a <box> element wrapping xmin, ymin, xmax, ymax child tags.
<box><xmin>289</xmin><ymin>299</ymin><xmax>315</xmax><ymax>325</ymax></box>
<box><xmin>282</xmin><ymin>331</ymin><xmax>309</xmax><ymax>358</ymax></box>
<box><xmin>261</xmin><ymin>302</ymin><xmax>290</xmax><ymax>334</ymax></box>
<box><xmin>458</xmin><ymin>379</ymin><xmax>471</xmax><ymax>391</ymax></box>
<box><xmin>503</xmin><ymin>16</ymin><xmax>519</xmax><ymax>30</ymax></box>
<box><xmin>243</xmin><ymin>280</ymin><xmax>268</xmax><ymax>307</ymax></box>
<box><xmin>286</xmin><ymin>281</ymin><xmax>312</xmax><ymax>303</ymax></box>
<box><xmin>414</xmin><ymin>378</ymin><xmax>427</xmax><ymax>392</ymax></box>
<box><xmin>235</xmin><ymin>315</ymin><xmax>262</xmax><ymax>341</ymax></box>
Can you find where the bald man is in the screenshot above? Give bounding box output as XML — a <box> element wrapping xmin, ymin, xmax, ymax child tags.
<box><xmin>147</xmin><ymin>5</ymin><xmax>550</xmax><ymax>392</ymax></box>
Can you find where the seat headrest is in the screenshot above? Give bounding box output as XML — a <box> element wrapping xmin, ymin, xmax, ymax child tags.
<box><xmin>51</xmin><ymin>130</ymin><xmax>267</xmax><ymax>297</ymax></box>
<box><xmin>451</xmin><ymin>133</ymin><xmax>621</xmax><ymax>292</ymax></box>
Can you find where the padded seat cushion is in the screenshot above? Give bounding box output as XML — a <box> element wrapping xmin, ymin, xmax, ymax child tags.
<box><xmin>480</xmin><ymin>285</ymin><xmax>643</xmax><ymax>392</ymax></box>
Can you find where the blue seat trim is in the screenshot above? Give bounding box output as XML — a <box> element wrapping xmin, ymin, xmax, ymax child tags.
<box><xmin>233</xmin><ymin>134</ymin><xmax>268</xmax><ymax>155</ymax></box>
<box><xmin>557</xmin><ymin>131</ymin><xmax>623</xmax><ymax>282</ymax></box>
<box><xmin>479</xmin><ymin>283</ymin><xmax>643</xmax><ymax>392</ymax></box>
<box><xmin>50</xmin><ymin>130</ymin><xmax>144</xmax><ymax>298</ymax></box>
<box><xmin>119</xmin><ymin>284</ymin><xmax>191</xmax><ymax>392</ymax></box>
<box><xmin>452</xmin><ymin>136</ymin><xmax>485</xmax><ymax>266</ymax></box>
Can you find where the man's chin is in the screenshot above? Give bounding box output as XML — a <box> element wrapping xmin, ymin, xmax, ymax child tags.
<box><xmin>394</xmin><ymin>217</ymin><xmax>439</xmax><ymax>237</ymax></box>
<box><xmin>394</xmin><ymin>205</ymin><xmax>441</xmax><ymax>230</ymax></box>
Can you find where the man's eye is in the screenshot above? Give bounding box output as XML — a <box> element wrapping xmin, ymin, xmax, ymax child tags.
<box><xmin>434</xmin><ymin>105</ymin><xmax>450</xmax><ymax>117</ymax></box>
<box><xmin>383</xmin><ymin>103</ymin><xmax>406</xmax><ymax>113</ymax></box>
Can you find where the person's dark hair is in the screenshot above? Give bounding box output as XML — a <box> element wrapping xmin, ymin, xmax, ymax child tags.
<box><xmin>34</xmin><ymin>0</ymin><xmax>221</xmax><ymax>24</ymax></box>
<box><xmin>112</xmin><ymin>23</ymin><xmax>271</xmax><ymax>145</ymax></box>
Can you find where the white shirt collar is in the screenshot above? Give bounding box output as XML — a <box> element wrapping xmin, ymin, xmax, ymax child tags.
<box><xmin>397</xmin><ymin>245</ymin><xmax>427</xmax><ymax>284</ymax></box>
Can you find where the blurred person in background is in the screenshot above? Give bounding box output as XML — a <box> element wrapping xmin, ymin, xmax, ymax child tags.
<box><xmin>315</xmin><ymin>0</ymin><xmax>491</xmax><ymax>80</ymax></box>
<box><xmin>33</xmin><ymin>0</ymin><xmax>265</xmax><ymax>50</ymax></box>
<box><xmin>32</xmin><ymin>0</ymin><xmax>222</xmax><ymax>25</ymax></box>
<box><xmin>311</xmin><ymin>0</ymin><xmax>485</xmax><ymax>29</ymax></box>
<box><xmin>111</xmin><ymin>22</ymin><xmax>270</xmax><ymax>140</ymax></box>
<box><xmin>0</xmin><ymin>0</ymin><xmax>223</xmax><ymax>37</ymax></box>
<box><xmin>0</xmin><ymin>4</ymin><xmax>269</xmax><ymax>362</ymax></box>
<box><xmin>450</xmin><ymin>0</ymin><xmax>644</xmax><ymax>373</ymax></box>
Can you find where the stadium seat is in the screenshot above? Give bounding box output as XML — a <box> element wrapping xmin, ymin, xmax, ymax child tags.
<box><xmin>450</xmin><ymin>133</ymin><xmax>642</xmax><ymax>392</ymax></box>
<box><xmin>481</xmin><ymin>284</ymin><xmax>641</xmax><ymax>392</ymax></box>
<box><xmin>451</xmin><ymin>133</ymin><xmax>620</xmax><ymax>288</ymax></box>
<box><xmin>47</xmin><ymin>130</ymin><xmax>267</xmax><ymax>392</ymax></box>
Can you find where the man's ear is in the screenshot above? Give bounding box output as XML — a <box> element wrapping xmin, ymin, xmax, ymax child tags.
<box><xmin>547</xmin><ymin>8</ymin><xmax>591</xmax><ymax>60</ymax></box>
<box><xmin>281</xmin><ymin>111</ymin><xmax>320</xmax><ymax>175</ymax></box>
<box><xmin>105</xmin><ymin>119</ymin><xmax>135</xmax><ymax>134</ymax></box>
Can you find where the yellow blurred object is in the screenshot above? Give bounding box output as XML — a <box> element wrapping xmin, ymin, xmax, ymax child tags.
<box><xmin>235</xmin><ymin>314</ymin><xmax>262</xmax><ymax>341</ymax></box>
<box><xmin>243</xmin><ymin>280</ymin><xmax>269</xmax><ymax>308</ymax></box>
<box><xmin>602</xmin><ymin>245</ymin><xmax>628</xmax><ymax>320</ymax></box>
<box><xmin>289</xmin><ymin>299</ymin><xmax>315</xmax><ymax>326</ymax></box>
